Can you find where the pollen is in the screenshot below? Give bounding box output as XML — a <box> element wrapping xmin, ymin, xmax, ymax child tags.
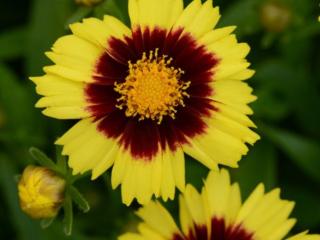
<box><xmin>114</xmin><ymin>49</ymin><xmax>190</xmax><ymax>124</ymax></box>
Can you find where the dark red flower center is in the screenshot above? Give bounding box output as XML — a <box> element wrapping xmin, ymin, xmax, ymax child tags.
<box><xmin>173</xmin><ymin>218</ymin><xmax>253</xmax><ymax>240</ymax></box>
<box><xmin>85</xmin><ymin>26</ymin><xmax>219</xmax><ymax>160</ymax></box>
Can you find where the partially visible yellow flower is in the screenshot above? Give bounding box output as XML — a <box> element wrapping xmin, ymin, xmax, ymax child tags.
<box><xmin>288</xmin><ymin>232</ymin><xmax>320</xmax><ymax>240</ymax></box>
<box><xmin>119</xmin><ymin>169</ymin><xmax>320</xmax><ymax>240</ymax></box>
<box><xmin>75</xmin><ymin>0</ymin><xmax>102</xmax><ymax>7</ymax></box>
<box><xmin>18</xmin><ymin>166</ymin><xmax>66</xmax><ymax>219</ymax></box>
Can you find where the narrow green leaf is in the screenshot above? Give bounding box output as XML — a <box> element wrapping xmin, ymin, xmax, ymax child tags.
<box><xmin>63</xmin><ymin>195</ymin><xmax>73</xmax><ymax>236</ymax></box>
<box><xmin>29</xmin><ymin>147</ymin><xmax>57</xmax><ymax>170</ymax></box>
<box><xmin>69</xmin><ymin>186</ymin><xmax>90</xmax><ymax>213</ymax></box>
<box><xmin>40</xmin><ymin>218</ymin><xmax>55</xmax><ymax>229</ymax></box>
<box><xmin>261</xmin><ymin>123</ymin><xmax>320</xmax><ymax>183</ymax></box>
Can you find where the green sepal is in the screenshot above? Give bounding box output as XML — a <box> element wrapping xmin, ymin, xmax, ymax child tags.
<box><xmin>40</xmin><ymin>217</ymin><xmax>55</xmax><ymax>229</ymax></box>
<box><xmin>63</xmin><ymin>195</ymin><xmax>73</xmax><ymax>236</ymax></box>
<box><xmin>29</xmin><ymin>147</ymin><xmax>57</xmax><ymax>171</ymax></box>
<box><xmin>69</xmin><ymin>186</ymin><xmax>90</xmax><ymax>213</ymax></box>
<box><xmin>14</xmin><ymin>174</ymin><xmax>21</xmax><ymax>183</ymax></box>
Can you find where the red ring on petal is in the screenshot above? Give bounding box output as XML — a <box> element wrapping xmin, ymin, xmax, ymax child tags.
<box><xmin>173</xmin><ymin>218</ymin><xmax>253</xmax><ymax>240</ymax></box>
<box><xmin>86</xmin><ymin>26</ymin><xmax>219</xmax><ymax>160</ymax></box>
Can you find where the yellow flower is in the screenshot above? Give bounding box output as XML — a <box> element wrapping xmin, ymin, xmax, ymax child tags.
<box><xmin>75</xmin><ymin>0</ymin><xmax>102</xmax><ymax>7</ymax></box>
<box><xmin>31</xmin><ymin>0</ymin><xmax>259</xmax><ymax>205</ymax></box>
<box><xmin>18</xmin><ymin>166</ymin><xmax>66</xmax><ymax>219</ymax></box>
<box><xmin>119</xmin><ymin>169</ymin><xmax>320</xmax><ymax>240</ymax></box>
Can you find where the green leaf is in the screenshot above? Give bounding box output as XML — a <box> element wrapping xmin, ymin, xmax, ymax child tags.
<box><xmin>69</xmin><ymin>186</ymin><xmax>90</xmax><ymax>213</ymax></box>
<box><xmin>0</xmin><ymin>27</ymin><xmax>26</xmax><ymax>60</ymax></box>
<box><xmin>29</xmin><ymin>147</ymin><xmax>57</xmax><ymax>170</ymax></box>
<box><xmin>63</xmin><ymin>195</ymin><xmax>73</xmax><ymax>236</ymax></box>
<box><xmin>0</xmin><ymin>64</ymin><xmax>45</xmax><ymax>147</ymax></box>
<box><xmin>261</xmin><ymin>123</ymin><xmax>320</xmax><ymax>183</ymax></box>
<box><xmin>26</xmin><ymin>0</ymin><xmax>72</xmax><ymax>75</ymax></box>
<box><xmin>40</xmin><ymin>218</ymin><xmax>55</xmax><ymax>229</ymax></box>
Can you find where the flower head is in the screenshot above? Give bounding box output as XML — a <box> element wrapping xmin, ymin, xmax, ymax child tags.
<box><xmin>119</xmin><ymin>169</ymin><xmax>320</xmax><ymax>240</ymax></box>
<box><xmin>31</xmin><ymin>0</ymin><xmax>259</xmax><ymax>205</ymax></box>
<box><xmin>18</xmin><ymin>166</ymin><xmax>66</xmax><ymax>219</ymax></box>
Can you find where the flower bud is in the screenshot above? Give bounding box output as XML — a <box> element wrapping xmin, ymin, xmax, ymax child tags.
<box><xmin>75</xmin><ymin>0</ymin><xmax>102</xmax><ymax>7</ymax></box>
<box><xmin>18</xmin><ymin>166</ymin><xmax>66</xmax><ymax>219</ymax></box>
<box><xmin>260</xmin><ymin>1</ymin><xmax>291</xmax><ymax>32</ymax></box>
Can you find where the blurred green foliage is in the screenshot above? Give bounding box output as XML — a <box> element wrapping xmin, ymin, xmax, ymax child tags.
<box><xmin>0</xmin><ymin>0</ymin><xmax>319</xmax><ymax>239</ymax></box>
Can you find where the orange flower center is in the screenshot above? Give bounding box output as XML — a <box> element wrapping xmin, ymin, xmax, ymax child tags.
<box><xmin>114</xmin><ymin>49</ymin><xmax>190</xmax><ymax>124</ymax></box>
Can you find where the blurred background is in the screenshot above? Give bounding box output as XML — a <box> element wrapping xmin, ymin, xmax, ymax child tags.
<box><xmin>0</xmin><ymin>0</ymin><xmax>319</xmax><ymax>239</ymax></box>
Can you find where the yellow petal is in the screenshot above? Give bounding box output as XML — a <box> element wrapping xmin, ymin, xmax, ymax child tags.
<box><xmin>203</xmin><ymin>169</ymin><xmax>231</xmax><ymax>219</ymax></box>
<box><xmin>42</xmin><ymin>106</ymin><xmax>89</xmax><ymax>119</ymax></box>
<box><xmin>138</xmin><ymin>223</ymin><xmax>167</xmax><ymax>240</ymax></box>
<box><xmin>208</xmin><ymin>112</ymin><xmax>260</xmax><ymax>146</ymax></box>
<box><xmin>70</xmin><ymin>17</ymin><xmax>130</xmax><ymax>48</ymax></box>
<box><xmin>57</xmin><ymin>118</ymin><xmax>116</xmax><ymax>174</ymax></box>
<box><xmin>31</xmin><ymin>75</ymin><xmax>85</xmax><ymax>96</ymax></box>
<box><xmin>136</xmin><ymin>201</ymin><xmax>181</xmax><ymax>239</ymax></box>
<box><xmin>199</xmin><ymin>26</ymin><xmax>236</xmax><ymax>45</ymax></box>
<box><xmin>112</xmin><ymin>149</ymin><xmax>161</xmax><ymax>205</ymax></box>
<box><xmin>179</xmin><ymin>195</ymin><xmax>195</xmax><ymax>236</ymax></box>
<box><xmin>160</xmin><ymin>150</ymin><xmax>176</xmax><ymax>201</ymax></box>
<box><xmin>118</xmin><ymin>234</ymin><xmax>145</xmax><ymax>240</ymax></box>
<box><xmin>170</xmin><ymin>148</ymin><xmax>185</xmax><ymax>192</ymax></box>
<box><xmin>129</xmin><ymin>0</ymin><xmax>183</xmax><ymax>29</ymax></box>
<box><xmin>287</xmin><ymin>232</ymin><xmax>320</xmax><ymax>240</ymax></box>
<box><xmin>175</xmin><ymin>0</ymin><xmax>220</xmax><ymax>39</ymax></box>
<box><xmin>184</xmin><ymin>184</ymin><xmax>206</xmax><ymax>226</ymax></box>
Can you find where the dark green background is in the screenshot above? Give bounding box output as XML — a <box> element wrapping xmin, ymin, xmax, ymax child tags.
<box><xmin>0</xmin><ymin>0</ymin><xmax>319</xmax><ymax>239</ymax></box>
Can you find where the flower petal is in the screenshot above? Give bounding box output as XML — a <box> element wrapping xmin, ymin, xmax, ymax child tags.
<box><xmin>129</xmin><ymin>0</ymin><xmax>183</xmax><ymax>29</ymax></box>
<box><xmin>174</xmin><ymin>0</ymin><xmax>220</xmax><ymax>39</ymax></box>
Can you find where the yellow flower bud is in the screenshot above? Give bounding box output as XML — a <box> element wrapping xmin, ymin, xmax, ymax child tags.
<box><xmin>18</xmin><ymin>166</ymin><xmax>66</xmax><ymax>219</ymax></box>
<box><xmin>75</xmin><ymin>0</ymin><xmax>102</xmax><ymax>7</ymax></box>
<box><xmin>260</xmin><ymin>1</ymin><xmax>291</xmax><ymax>32</ymax></box>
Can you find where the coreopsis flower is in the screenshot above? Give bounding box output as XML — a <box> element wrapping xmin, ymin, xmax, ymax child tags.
<box><xmin>31</xmin><ymin>0</ymin><xmax>259</xmax><ymax>205</ymax></box>
<box><xmin>18</xmin><ymin>166</ymin><xmax>66</xmax><ymax>219</ymax></box>
<box><xmin>119</xmin><ymin>169</ymin><xmax>320</xmax><ymax>240</ymax></box>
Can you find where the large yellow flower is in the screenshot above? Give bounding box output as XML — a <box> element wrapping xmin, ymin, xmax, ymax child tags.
<box><xmin>119</xmin><ymin>169</ymin><xmax>320</xmax><ymax>240</ymax></box>
<box><xmin>31</xmin><ymin>0</ymin><xmax>259</xmax><ymax>205</ymax></box>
